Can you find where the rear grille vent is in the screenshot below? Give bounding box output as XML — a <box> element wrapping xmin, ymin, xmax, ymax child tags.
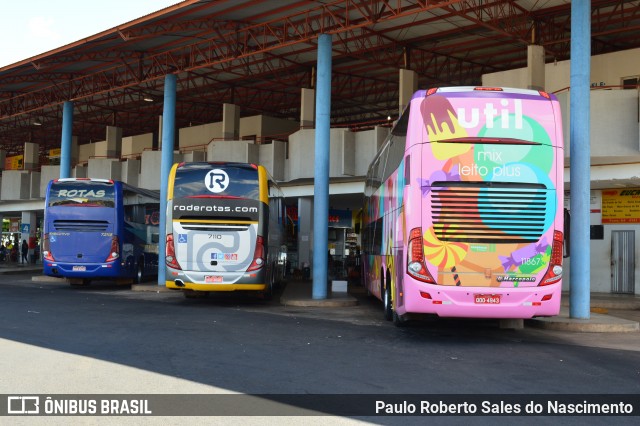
<box><xmin>431</xmin><ymin>182</ymin><xmax>549</xmax><ymax>243</ymax></box>
<box><xmin>53</xmin><ymin>220</ymin><xmax>109</xmax><ymax>232</ymax></box>
<box><xmin>179</xmin><ymin>223</ymin><xmax>249</xmax><ymax>231</ymax></box>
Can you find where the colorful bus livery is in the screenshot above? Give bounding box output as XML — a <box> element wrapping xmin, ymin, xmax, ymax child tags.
<box><xmin>362</xmin><ymin>87</ymin><xmax>564</xmax><ymax>324</ymax></box>
<box><xmin>43</xmin><ymin>178</ymin><xmax>160</xmax><ymax>285</ymax></box>
<box><xmin>165</xmin><ymin>162</ymin><xmax>286</xmax><ymax>297</ymax></box>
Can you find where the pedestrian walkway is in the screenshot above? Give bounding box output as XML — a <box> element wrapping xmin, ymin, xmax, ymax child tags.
<box><xmin>0</xmin><ymin>261</ymin><xmax>42</xmax><ymax>275</ymax></box>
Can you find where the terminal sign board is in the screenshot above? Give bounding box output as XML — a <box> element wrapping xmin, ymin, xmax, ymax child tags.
<box><xmin>4</xmin><ymin>155</ymin><xmax>23</xmax><ymax>170</ymax></box>
<box><xmin>602</xmin><ymin>189</ymin><xmax>640</xmax><ymax>223</ymax></box>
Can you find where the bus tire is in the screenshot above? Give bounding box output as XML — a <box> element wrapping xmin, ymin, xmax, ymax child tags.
<box><xmin>260</xmin><ymin>285</ymin><xmax>273</xmax><ymax>301</ymax></box>
<box><xmin>383</xmin><ymin>277</ymin><xmax>392</xmax><ymax>321</ymax></box>
<box><xmin>135</xmin><ymin>261</ymin><xmax>144</xmax><ymax>284</ymax></box>
<box><xmin>393</xmin><ymin>310</ymin><xmax>408</xmax><ymax>327</ymax></box>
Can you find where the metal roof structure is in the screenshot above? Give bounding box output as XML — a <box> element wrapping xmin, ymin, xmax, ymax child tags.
<box><xmin>1</xmin><ymin>0</ymin><xmax>639</xmax><ymax>159</ymax></box>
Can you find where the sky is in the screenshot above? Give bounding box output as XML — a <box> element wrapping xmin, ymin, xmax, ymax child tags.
<box><xmin>0</xmin><ymin>0</ymin><xmax>182</xmax><ymax>67</ymax></box>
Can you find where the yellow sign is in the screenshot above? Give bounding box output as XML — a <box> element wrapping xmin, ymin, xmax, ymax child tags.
<box><xmin>4</xmin><ymin>155</ymin><xmax>23</xmax><ymax>170</ymax></box>
<box><xmin>49</xmin><ymin>148</ymin><xmax>61</xmax><ymax>158</ymax></box>
<box><xmin>602</xmin><ymin>189</ymin><xmax>640</xmax><ymax>223</ymax></box>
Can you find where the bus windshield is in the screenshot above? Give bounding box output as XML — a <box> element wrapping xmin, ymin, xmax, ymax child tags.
<box><xmin>173</xmin><ymin>163</ymin><xmax>260</xmax><ymax>199</ymax></box>
<box><xmin>47</xmin><ymin>181</ymin><xmax>115</xmax><ymax>207</ymax></box>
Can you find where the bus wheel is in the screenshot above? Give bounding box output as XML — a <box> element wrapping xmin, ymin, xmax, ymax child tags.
<box><xmin>383</xmin><ymin>282</ymin><xmax>393</xmax><ymax>321</ymax></box>
<box><xmin>393</xmin><ymin>310</ymin><xmax>408</xmax><ymax>327</ymax></box>
<box><xmin>259</xmin><ymin>286</ymin><xmax>273</xmax><ymax>301</ymax></box>
<box><xmin>134</xmin><ymin>262</ymin><xmax>144</xmax><ymax>284</ymax></box>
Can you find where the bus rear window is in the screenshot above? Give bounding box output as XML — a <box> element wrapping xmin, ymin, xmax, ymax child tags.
<box><xmin>48</xmin><ymin>182</ymin><xmax>115</xmax><ymax>207</ymax></box>
<box><xmin>173</xmin><ymin>164</ymin><xmax>260</xmax><ymax>199</ymax></box>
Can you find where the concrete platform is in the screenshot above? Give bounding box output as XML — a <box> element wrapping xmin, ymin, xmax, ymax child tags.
<box><xmin>0</xmin><ymin>263</ymin><xmax>43</xmax><ymax>275</ymax></box>
<box><xmin>131</xmin><ymin>283</ymin><xmax>175</xmax><ymax>293</ymax></box>
<box><xmin>280</xmin><ymin>281</ymin><xmax>640</xmax><ymax>332</ymax></box>
<box><xmin>528</xmin><ymin>307</ymin><xmax>639</xmax><ymax>332</ymax></box>
<box><xmin>279</xmin><ymin>279</ymin><xmax>359</xmax><ymax>308</ymax></box>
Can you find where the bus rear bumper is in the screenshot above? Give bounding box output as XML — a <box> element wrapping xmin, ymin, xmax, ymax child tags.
<box><xmin>166</xmin><ymin>281</ymin><xmax>267</xmax><ymax>292</ymax></box>
<box><xmin>43</xmin><ymin>262</ymin><xmax>123</xmax><ymax>279</ymax></box>
<box><xmin>398</xmin><ymin>280</ymin><xmax>562</xmax><ymax>319</ymax></box>
<box><xmin>165</xmin><ymin>268</ymin><xmax>266</xmax><ymax>292</ymax></box>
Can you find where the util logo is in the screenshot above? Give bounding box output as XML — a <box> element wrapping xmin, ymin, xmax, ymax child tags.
<box><xmin>456</xmin><ymin>99</ymin><xmax>523</xmax><ymax>130</ymax></box>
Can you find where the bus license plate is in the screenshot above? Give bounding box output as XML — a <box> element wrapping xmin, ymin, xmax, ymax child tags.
<box><xmin>205</xmin><ymin>276</ymin><xmax>223</xmax><ymax>283</ymax></box>
<box><xmin>72</xmin><ymin>265</ymin><xmax>86</xmax><ymax>272</ymax></box>
<box><xmin>475</xmin><ymin>294</ymin><xmax>500</xmax><ymax>304</ymax></box>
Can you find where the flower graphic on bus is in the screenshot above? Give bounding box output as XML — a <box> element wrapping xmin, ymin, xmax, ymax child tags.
<box><xmin>422</xmin><ymin>226</ymin><xmax>468</xmax><ymax>270</ymax></box>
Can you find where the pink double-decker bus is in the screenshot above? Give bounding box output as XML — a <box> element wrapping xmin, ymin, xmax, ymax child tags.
<box><xmin>362</xmin><ymin>87</ymin><xmax>564</xmax><ymax>325</ymax></box>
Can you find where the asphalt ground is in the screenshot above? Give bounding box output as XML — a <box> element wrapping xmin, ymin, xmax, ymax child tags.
<box><xmin>1</xmin><ymin>267</ymin><xmax>640</xmax><ymax>425</ymax></box>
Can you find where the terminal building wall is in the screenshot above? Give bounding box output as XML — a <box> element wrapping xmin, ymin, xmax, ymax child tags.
<box><xmin>3</xmin><ymin>47</ymin><xmax>640</xmax><ymax>295</ymax></box>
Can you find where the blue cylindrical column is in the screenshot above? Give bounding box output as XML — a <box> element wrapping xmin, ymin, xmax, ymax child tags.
<box><xmin>312</xmin><ymin>34</ymin><xmax>332</xmax><ymax>299</ymax></box>
<box><xmin>569</xmin><ymin>1</ymin><xmax>591</xmax><ymax>319</ymax></box>
<box><xmin>158</xmin><ymin>74</ymin><xmax>177</xmax><ymax>286</ymax></box>
<box><xmin>60</xmin><ymin>101</ymin><xmax>74</xmax><ymax>179</ymax></box>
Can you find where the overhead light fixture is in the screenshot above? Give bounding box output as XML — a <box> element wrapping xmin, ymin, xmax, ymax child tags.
<box><xmin>32</xmin><ymin>119</ymin><xmax>42</xmax><ymax>126</ymax></box>
<box><xmin>143</xmin><ymin>96</ymin><xmax>154</xmax><ymax>102</ymax></box>
<box><xmin>387</xmin><ymin>115</ymin><xmax>392</xmax><ymax>121</ymax></box>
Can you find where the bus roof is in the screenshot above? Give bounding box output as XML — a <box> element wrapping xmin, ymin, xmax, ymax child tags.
<box><xmin>413</xmin><ymin>86</ymin><xmax>557</xmax><ymax>102</ymax></box>
<box><xmin>54</xmin><ymin>178</ymin><xmax>114</xmax><ymax>183</ymax></box>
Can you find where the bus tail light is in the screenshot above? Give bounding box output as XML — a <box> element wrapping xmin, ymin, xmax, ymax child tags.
<box><xmin>538</xmin><ymin>90</ymin><xmax>551</xmax><ymax>99</ymax></box>
<box><xmin>248</xmin><ymin>236</ymin><xmax>265</xmax><ymax>271</ymax></box>
<box><xmin>165</xmin><ymin>234</ymin><xmax>182</xmax><ymax>270</ymax></box>
<box><xmin>105</xmin><ymin>236</ymin><xmax>120</xmax><ymax>262</ymax></box>
<box><xmin>407</xmin><ymin>227</ymin><xmax>435</xmax><ymax>283</ymax></box>
<box><xmin>540</xmin><ymin>231</ymin><xmax>563</xmax><ymax>286</ymax></box>
<box><xmin>42</xmin><ymin>233</ymin><xmax>55</xmax><ymax>261</ymax></box>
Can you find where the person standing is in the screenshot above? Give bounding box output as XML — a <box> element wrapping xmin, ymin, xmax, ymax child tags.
<box><xmin>21</xmin><ymin>239</ymin><xmax>29</xmax><ymax>264</ymax></box>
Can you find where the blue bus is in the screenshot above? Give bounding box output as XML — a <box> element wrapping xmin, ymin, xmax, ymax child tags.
<box><xmin>42</xmin><ymin>178</ymin><xmax>160</xmax><ymax>286</ymax></box>
<box><xmin>165</xmin><ymin>162</ymin><xmax>287</xmax><ymax>298</ymax></box>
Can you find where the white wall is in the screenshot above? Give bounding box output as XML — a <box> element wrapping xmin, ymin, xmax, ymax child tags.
<box><xmin>179</xmin><ymin>122</ymin><xmax>221</xmax><ymax>150</ymax></box>
<box><xmin>92</xmin><ymin>140</ymin><xmax>109</xmax><ymax>158</ymax></box>
<box><xmin>563</xmin><ymin>189</ymin><xmax>640</xmax><ymax>295</ymax></box>
<box><xmin>40</xmin><ymin>165</ymin><xmax>60</xmax><ymax>196</ymax></box>
<box><xmin>139</xmin><ymin>151</ymin><xmax>183</xmax><ymax>190</ymax></box>
<box><xmin>558</xmin><ymin>90</ymin><xmax>640</xmax><ymax>165</ymax></box>
<box><xmin>0</xmin><ymin>171</ymin><xmax>30</xmax><ymax>200</ymax></box>
<box><xmin>483</xmin><ymin>47</ymin><xmax>640</xmax><ymax>92</ymax></box>
<box><xmin>122</xmin><ymin>133</ymin><xmax>153</xmax><ymax>158</ymax></box>
<box><xmin>258</xmin><ymin>140</ymin><xmax>286</xmax><ymax>181</ymax></box>
<box><xmin>179</xmin><ymin>114</ymin><xmax>300</xmax><ymax>150</ymax></box>
<box><xmin>87</xmin><ymin>158</ymin><xmax>121</xmax><ymax>180</ymax></box>
<box><xmin>78</xmin><ymin>143</ymin><xmax>96</xmax><ymax>163</ymax></box>
<box><xmin>120</xmin><ymin>159</ymin><xmax>140</xmax><ymax>187</ymax></box>
<box><xmin>206</xmin><ymin>140</ymin><xmax>259</xmax><ymax>164</ymax></box>
<box><xmin>355</xmin><ymin>127</ymin><xmax>387</xmax><ymax>176</ymax></box>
